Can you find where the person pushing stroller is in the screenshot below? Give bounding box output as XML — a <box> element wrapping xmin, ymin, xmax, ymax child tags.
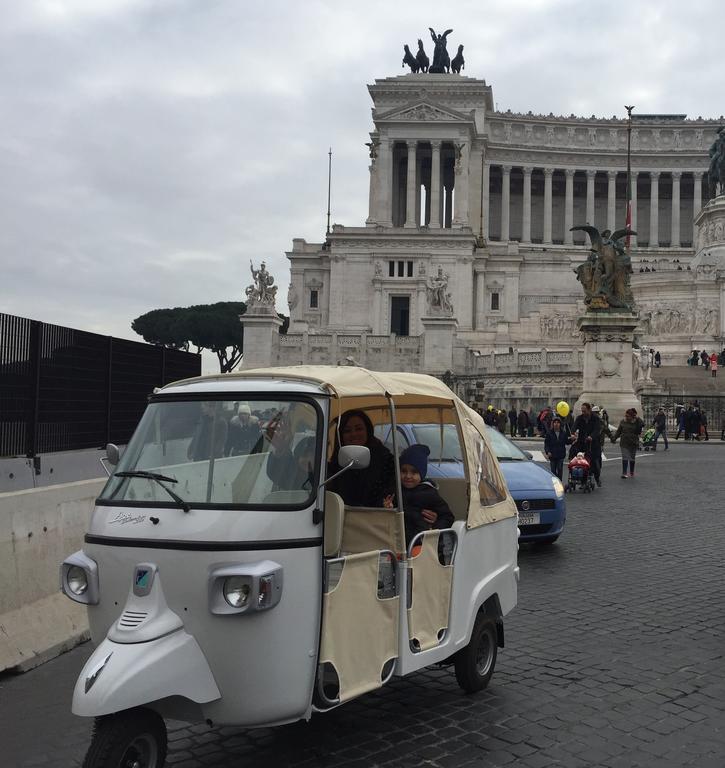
<box><xmin>570</xmin><ymin>402</ymin><xmax>603</xmax><ymax>487</ymax></box>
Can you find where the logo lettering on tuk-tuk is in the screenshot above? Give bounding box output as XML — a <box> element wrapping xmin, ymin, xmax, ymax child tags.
<box><xmin>108</xmin><ymin>511</ymin><xmax>146</xmax><ymax>525</ymax></box>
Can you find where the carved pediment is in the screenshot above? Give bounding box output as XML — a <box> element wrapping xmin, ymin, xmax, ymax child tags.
<box><xmin>377</xmin><ymin>101</ymin><xmax>470</xmax><ymax>124</ymax></box>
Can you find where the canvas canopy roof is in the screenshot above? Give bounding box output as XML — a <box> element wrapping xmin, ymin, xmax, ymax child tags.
<box><xmin>165</xmin><ymin>365</ymin><xmax>516</xmax><ymax>528</ymax></box>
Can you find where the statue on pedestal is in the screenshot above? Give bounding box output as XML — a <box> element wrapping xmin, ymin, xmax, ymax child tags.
<box><xmin>571</xmin><ymin>226</ymin><xmax>636</xmax><ymax>311</ymax></box>
<box><xmin>632</xmin><ymin>346</ymin><xmax>653</xmax><ymax>382</ymax></box>
<box><xmin>427</xmin><ymin>266</ymin><xmax>453</xmax><ymax>315</ymax></box>
<box><xmin>245</xmin><ymin>260</ymin><xmax>278</xmax><ymax>310</ymax></box>
<box><xmin>707</xmin><ymin>126</ymin><xmax>725</xmax><ymax>198</ymax></box>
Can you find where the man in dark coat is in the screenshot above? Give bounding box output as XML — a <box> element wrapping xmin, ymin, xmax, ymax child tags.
<box><xmin>571</xmin><ymin>402</ymin><xmax>603</xmax><ymax>486</ymax></box>
<box><xmin>508</xmin><ymin>407</ymin><xmax>518</xmax><ymax>438</ymax></box>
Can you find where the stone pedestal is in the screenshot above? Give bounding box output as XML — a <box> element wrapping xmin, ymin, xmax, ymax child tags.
<box><xmin>422</xmin><ymin>316</ymin><xmax>458</xmax><ymax>374</ymax></box>
<box><xmin>240</xmin><ymin>310</ymin><xmax>282</xmax><ymax>369</ymax></box>
<box><xmin>574</xmin><ymin>312</ymin><xmax>642</xmax><ymax>419</ymax></box>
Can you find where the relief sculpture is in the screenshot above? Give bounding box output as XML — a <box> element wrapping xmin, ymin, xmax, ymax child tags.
<box><xmin>540</xmin><ymin>312</ymin><xmax>579</xmax><ymax>339</ymax></box>
<box><xmin>639</xmin><ymin>303</ymin><xmax>718</xmax><ymax>336</ymax></box>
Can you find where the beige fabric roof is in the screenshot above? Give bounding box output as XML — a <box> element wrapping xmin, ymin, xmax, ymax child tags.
<box><xmin>213</xmin><ymin>365</ymin><xmax>458</xmax><ymax>401</ymax></box>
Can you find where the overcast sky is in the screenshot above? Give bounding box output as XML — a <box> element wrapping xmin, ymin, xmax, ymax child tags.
<box><xmin>2</xmin><ymin>0</ymin><xmax>723</xmax><ymax>371</ymax></box>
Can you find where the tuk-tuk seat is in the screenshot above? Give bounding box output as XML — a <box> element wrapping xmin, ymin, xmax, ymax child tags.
<box><xmin>324</xmin><ymin>491</ymin><xmax>345</xmax><ymax>557</ymax></box>
<box><xmin>434</xmin><ymin>477</ymin><xmax>470</xmax><ymax>520</ymax></box>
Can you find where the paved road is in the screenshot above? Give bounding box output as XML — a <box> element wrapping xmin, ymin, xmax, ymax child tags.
<box><xmin>2</xmin><ymin>443</ymin><xmax>724</xmax><ymax>768</ymax></box>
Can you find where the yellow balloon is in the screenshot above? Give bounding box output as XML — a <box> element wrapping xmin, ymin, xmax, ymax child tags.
<box><xmin>556</xmin><ymin>401</ymin><xmax>570</xmax><ymax>417</ymax></box>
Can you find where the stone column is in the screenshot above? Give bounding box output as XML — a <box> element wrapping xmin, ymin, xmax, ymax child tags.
<box><xmin>482</xmin><ymin>161</ymin><xmax>490</xmax><ymax>239</ymax></box>
<box><xmin>378</xmin><ymin>139</ymin><xmax>394</xmax><ymax>227</ymax></box>
<box><xmin>671</xmin><ymin>171</ymin><xmax>681</xmax><ymax>248</ymax></box>
<box><xmin>501</xmin><ymin>165</ymin><xmax>511</xmax><ymax>242</ymax></box>
<box><xmin>404</xmin><ymin>141</ymin><xmax>417</xmax><ymax>228</ymax></box>
<box><xmin>693</xmin><ymin>172</ymin><xmax>703</xmax><ymax>246</ymax></box>
<box><xmin>649</xmin><ymin>172</ymin><xmax>660</xmax><ymax>247</ymax></box>
<box><xmin>453</xmin><ymin>142</ymin><xmax>469</xmax><ymax>227</ymax></box>
<box><xmin>564</xmin><ymin>169</ymin><xmax>575</xmax><ymax>244</ymax></box>
<box><xmin>543</xmin><ymin>167</ymin><xmax>553</xmax><ymax>244</ymax></box>
<box><xmin>607</xmin><ymin>170</ymin><xmax>617</xmax><ymax>232</ymax></box>
<box><xmin>430</xmin><ymin>141</ymin><xmax>442</xmax><ymax>228</ymax></box>
<box><xmin>586</xmin><ymin>169</ymin><xmax>596</xmax><ymax>224</ymax></box>
<box><xmin>522</xmin><ymin>166</ymin><xmax>532</xmax><ymax>243</ymax></box>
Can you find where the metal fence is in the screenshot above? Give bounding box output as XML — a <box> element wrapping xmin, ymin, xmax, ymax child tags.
<box><xmin>0</xmin><ymin>313</ymin><xmax>201</xmax><ymax>457</ymax></box>
<box><xmin>640</xmin><ymin>393</ymin><xmax>725</xmax><ymax>435</ymax></box>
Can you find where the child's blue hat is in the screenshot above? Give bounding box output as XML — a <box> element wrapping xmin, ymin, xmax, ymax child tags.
<box><xmin>400</xmin><ymin>444</ymin><xmax>430</xmax><ymax>480</ymax></box>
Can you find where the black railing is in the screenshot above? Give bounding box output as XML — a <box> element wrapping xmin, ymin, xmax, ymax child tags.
<box><xmin>639</xmin><ymin>393</ymin><xmax>724</xmax><ymax>434</ymax></box>
<box><xmin>0</xmin><ymin>313</ymin><xmax>201</xmax><ymax>457</ymax></box>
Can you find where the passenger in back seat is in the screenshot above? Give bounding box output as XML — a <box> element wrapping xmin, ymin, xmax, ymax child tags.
<box><xmin>328</xmin><ymin>410</ymin><xmax>395</xmax><ymax>507</ymax></box>
<box><xmin>384</xmin><ymin>444</ymin><xmax>453</xmax><ymax>545</ymax></box>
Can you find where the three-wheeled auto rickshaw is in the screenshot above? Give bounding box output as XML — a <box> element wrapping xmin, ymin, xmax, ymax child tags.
<box><xmin>61</xmin><ymin>366</ymin><xmax>519</xmax><ymax>767</ymax></box>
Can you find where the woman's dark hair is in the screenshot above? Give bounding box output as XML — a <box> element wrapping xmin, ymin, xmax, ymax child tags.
<box><xmin>552</xmin><ymin>417</ymin><xmax>561</xmax><ymax>425</ymax></box>
<box><xmin>339</xmin><ymin>409</ymin><xmax>374</xmax><ymax>445</ymax></box>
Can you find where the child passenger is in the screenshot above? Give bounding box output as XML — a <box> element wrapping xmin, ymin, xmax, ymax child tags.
<box><xmin>385</xmin><ymin>444</ymin><xmax>454</xmax><ymax>544</ymax></box>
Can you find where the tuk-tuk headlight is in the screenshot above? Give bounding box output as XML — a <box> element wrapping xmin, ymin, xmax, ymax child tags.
<box><xmin>209</xmin><ymin>561</ymin><xmax>283</xmax><ymax>615</ymax></box>
<box><xmin>223</xmin><ymin>577</ymin><xmax>250</xmax><ymax>608</ymax></box>
<box><xmin>67</xmin><ymin>566</ymin><xmax>88</xmax><ymax>595</ymax></box>
<box><xmin>60</xmin><ymin>551</ymin><xmax>99</xmax><ymax>605</ymax></box>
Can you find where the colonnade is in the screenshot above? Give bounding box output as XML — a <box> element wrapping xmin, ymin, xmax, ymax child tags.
<box><xmin>389</xmin><ymin>140</ymin><xmax>463</xmax><ymax>229</ymax></box>
<box><xmin>486</xmin><ymin>166</ymin><xmax>706</xmax><ymax>248</ymax></box>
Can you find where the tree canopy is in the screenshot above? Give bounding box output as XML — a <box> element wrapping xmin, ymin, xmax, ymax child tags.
<box><xmin>132</xmin><ymin>302</ymin><xmax>289</xmax><ymax>373</ymax></box>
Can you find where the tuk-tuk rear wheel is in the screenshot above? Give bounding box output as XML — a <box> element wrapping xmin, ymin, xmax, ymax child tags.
<box><xmin>454</xmin><ymin>613</ymin><xmax>498</xmax><ymax>694</ymax></box>
<box><xmin>82</xmin><ymin>707</ymin><xmax>167</xmax><ymax>768</ymax></box>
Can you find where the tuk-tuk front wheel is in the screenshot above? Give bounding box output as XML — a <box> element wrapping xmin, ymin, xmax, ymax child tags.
<box><xmin>82</xmin><ymin>707</ymin><xmax>167</xmax><ymax>768</ymax></box>
<box><xmin>454</xmin><ymin>613</ymin><xmax>498</xmax><ymax>694</ymax></box>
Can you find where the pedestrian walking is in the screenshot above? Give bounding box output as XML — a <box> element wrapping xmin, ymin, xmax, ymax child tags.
<box><xmin>701</xmin><ymin>411</ymin><xmax>709</xmax><ymax>441</ymax></box>
<box><xmin>710</xmin><ymin>352</ymin><xmax>718</xmax><ymax>378</ymax></box>
<box><xmin>654</xmin><ymin>350</ymin><xmax>661</xmax><ymax>368</ymax></box>
<box><xmin>675</xmin><ymin>407</ymin><xmax>686</xmax><ymax>440</ymax></box>
<box><xmin>701</xmin><ymin>350</ymin><xmax>710</xmax><ymax>370</ymax></box>
<box><xmin>571</xmin><ymin>402</ymin><xmax>603</xmax><ymax>486</ymax></box>
<box><xmin>652</xmin><ymin>407</ymin><xmax>669</xmax><ymax>450</ymax></box>
<box><xmin>611</xmin><ymin>408</ymin><xmax>645</xmax><ymax>478</ymax></box>
<box><xmin>688</xmin><ymin>407</ymin><xmax>701</xmax><ymax>441</ymax></box>
<box><xmin>508</xmin><ymin>406</ymin><xmax>518</xmax><ymax>438</ymax></box>
<box><xmin>544</xmin><ymin>417</ymin><xmax>571</xmax><ymax>480</ymax></box>
<box><xmin>517</xmin><ymin>409</ymin><xmax>529</xmax><ymax>438</ymax></box>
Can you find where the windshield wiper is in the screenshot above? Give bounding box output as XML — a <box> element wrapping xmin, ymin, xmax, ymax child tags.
<box><xmin>115</xmin><ymin>470</ymin><xmax>191</xmax><ymax>513</ymax></box>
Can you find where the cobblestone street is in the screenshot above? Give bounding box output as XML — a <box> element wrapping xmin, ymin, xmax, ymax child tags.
<box><xmin>2</xmin><ymin>443</ymin><xmax>724</xmax><ymax>768</ymax></box>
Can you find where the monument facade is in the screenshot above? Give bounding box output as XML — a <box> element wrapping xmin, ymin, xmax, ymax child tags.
<box><xmin>241</xmin><ymin>40</ymin><xmax>725</xmax><ymax>409</ymax></box>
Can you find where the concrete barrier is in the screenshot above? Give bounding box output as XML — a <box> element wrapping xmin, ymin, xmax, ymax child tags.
<box><xmin>0</xmin><ymin>478</ymin><xmax>105</xmax><ymax>672</ymax></box>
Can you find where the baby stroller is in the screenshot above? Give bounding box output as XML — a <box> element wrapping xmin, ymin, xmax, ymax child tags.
<box><xmin>641</xmin><ymin>427</ymin><xmax>656</xmax><ymax>451</ymax></box>
<box><xmin>565</xmin><ymin>452</ymin><xmax>595</xmax><ymax>493</ymax></box>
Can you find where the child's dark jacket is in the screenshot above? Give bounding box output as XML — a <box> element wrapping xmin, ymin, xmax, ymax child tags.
<box><xmin>401</xmin><ymin>481</ymin><xmax>454</xmax><ymax>543</ymax></box>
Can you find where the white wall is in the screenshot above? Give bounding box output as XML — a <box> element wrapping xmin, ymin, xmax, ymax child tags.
<box><xmin>0</xmin><ymin>478</ymin><xmax>103</xmax><ymax>672</ymax></box>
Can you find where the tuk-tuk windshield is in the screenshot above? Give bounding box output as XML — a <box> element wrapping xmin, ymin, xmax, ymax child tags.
<box><xmin>99</xmin><ymin>398</ymin><xmax>321</xmax><ymax>508</ymax></box>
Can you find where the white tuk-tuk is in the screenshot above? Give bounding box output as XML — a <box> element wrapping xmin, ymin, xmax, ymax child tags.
<box><xmin>61</xmin><ymin>366</ymin><xmax>519</xmax><ymax>767</ymax></box>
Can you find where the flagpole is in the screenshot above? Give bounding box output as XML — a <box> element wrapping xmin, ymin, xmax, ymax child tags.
<box><xmin>326</xmin><ymin>147</ymin><xmax>332</xmax><ymax>240</ymax></box>
<box><xmin>624</xmin><ymin>105</ymin><xmax>635</xmax><ymax>251</ymax></box>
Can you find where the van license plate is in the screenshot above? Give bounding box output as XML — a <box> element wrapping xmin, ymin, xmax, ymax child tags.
<box><xmin>519</xmin><ymin>512</ymin><xmax>540</xmax><ymax>526</ymax></box>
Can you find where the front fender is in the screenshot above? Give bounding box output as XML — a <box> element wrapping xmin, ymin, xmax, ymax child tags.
<box><xmin>73</xmin><ymin>630</ymin><xmax>221</xmax><ymax>717</ymax></box>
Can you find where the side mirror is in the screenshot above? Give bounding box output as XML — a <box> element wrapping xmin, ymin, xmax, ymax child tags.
<box><xmin>106</xmin><ymin>443</ymin><xmax>120</xmax><ymax>466</ymax></box>
<box><xmin>338</xmin><ymin>445</ymin><xmax>370</xmax><ymax>470</ymax></box>
<box><xmin>524</xmin><ymin>451</ymin><xmax>533</xmax><ymax>460</ymax></box>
